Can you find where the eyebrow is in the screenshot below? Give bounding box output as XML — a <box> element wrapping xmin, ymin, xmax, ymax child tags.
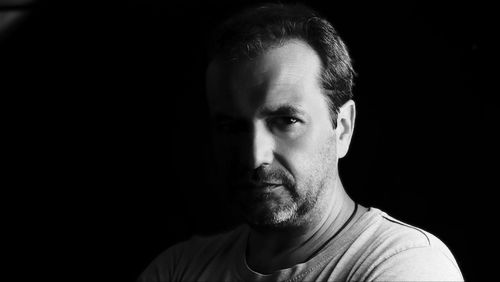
<box><xmin>258</xmin><ymin>104</ymin><xmax>306</xmax><ymax>118</ymax></box>
<box><xmin>213</xmin><ymin>113</ymin><xmax>236</xmax><ymax>121</ymax></box>
<box><xmin>213</xmin><ymin>104</ymin><xmax>306</xmax><ymax>121</ymax></box>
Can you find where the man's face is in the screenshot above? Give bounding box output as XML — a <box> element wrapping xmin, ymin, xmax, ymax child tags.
<box><xmin>206</xmin><ymin>40</ymin><xmax>339</xmax><ymax>229</ymax></box>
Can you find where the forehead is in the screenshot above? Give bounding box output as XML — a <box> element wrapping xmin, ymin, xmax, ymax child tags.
<box><xmin>206</xmin><ymin>40</ymin><xmax>325</xmax><ymax>117</ymax></box>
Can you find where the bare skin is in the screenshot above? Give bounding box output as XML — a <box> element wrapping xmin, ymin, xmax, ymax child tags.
<box><xmin>207</xmin><ymin>39</ymin><xmax>363</xmax><ymax>274</ymax></box>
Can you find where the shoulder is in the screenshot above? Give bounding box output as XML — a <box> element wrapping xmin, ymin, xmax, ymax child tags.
<box><xmin>137</xmin><ymin>225</ymin><xmax>247</xmax><ymax>282</ymax></box>
<box><xmin>348</xmin><ymin>208</ymin><xmax>463</xmax><ymax>281</ymax></box>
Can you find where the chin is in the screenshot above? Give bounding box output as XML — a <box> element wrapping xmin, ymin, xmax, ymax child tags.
<box><xmin>242</xmin><ymin>203</ymin><xmax>300</xmax><ymax>230</ymax></box>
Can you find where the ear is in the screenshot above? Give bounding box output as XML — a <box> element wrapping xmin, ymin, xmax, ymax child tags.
<box><xmin>335</xmin><ymin>100</ymin><xmax>356</xmax><ymax>159</ymax></box>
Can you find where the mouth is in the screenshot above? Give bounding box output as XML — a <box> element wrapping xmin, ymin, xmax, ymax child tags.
<box><xmin>234</xmin><ymin>180</ymin><xmax>284</xmax><ymax>193</ymax></box>
<box><xmin>250</xmin><ymin>183</ymin><xmax>283</xmax><ymax>193</ymax></box>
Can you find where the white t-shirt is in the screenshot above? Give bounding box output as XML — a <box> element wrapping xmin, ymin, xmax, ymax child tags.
<box><xmin>138</xmin><ymin>207</ymin><xmax>464</xmax><ymax>281</ymax></box>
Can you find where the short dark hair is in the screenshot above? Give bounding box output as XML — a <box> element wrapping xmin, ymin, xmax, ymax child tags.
<box><xmin>207</xmin><ymin>3</ymin><xmax>355</xmax><ymax>128</ymax></box>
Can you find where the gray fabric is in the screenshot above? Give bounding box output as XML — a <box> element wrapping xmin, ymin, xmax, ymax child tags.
<box><xmin>138</xmin><ymin>208</ymin><xmax>463</xmax><ymax>282</ymax></box>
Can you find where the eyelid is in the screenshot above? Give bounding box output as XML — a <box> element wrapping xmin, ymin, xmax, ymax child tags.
<box><xmin>268</xmin><ymin>116</ymin><xmax>302</xmax><ymax>130</ymax></box>
<box><xmin>277</xmin><ymin>116</ymin><xmax>302</xmax><ymax>122</ymax></box>
<box><xmin>214</xmin><ymin>118</ymin><xmax>251</xmax><ymax>134</ymax></box>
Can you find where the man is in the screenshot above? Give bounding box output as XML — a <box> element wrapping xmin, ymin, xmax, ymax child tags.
<box><xmin>139</xmin><ymin>3</ymin><xmax>463</xmax><ymax>281</ymax></box>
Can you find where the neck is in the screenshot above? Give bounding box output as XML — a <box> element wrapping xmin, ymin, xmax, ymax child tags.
<box><xmin>246</xmin><ymin>179</ymin><xmax>358</xmax><ymax>274</ymax></box>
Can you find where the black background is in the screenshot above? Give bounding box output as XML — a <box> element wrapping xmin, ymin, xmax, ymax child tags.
<box><xmin>2</xmin><ymin>0</ymin><xmax>493</xmax><ymax>281</ymax></box>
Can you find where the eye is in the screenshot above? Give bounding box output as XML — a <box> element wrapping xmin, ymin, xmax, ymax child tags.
<box><xmin>215</xmin><ymin>120</ymin><xmax>249</xmax><ymax>134</ymax></box>
<box><xmin>215</xmin><ymin>121</ymin><xmax>236</xmax><ymax>133</ymax></box>
<box><xmin>281</xmin><ymin>117</ymin><xmax>298</xmax><ymax>125</ymax></box>
<box><xmin>270</xmin><ymin>116</ymin><xmax>301</xmax><ymax>131</ymax></box>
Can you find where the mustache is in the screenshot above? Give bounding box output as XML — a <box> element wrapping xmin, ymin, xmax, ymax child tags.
<box><xmin>242</xmin><ymin>166</ymin><xmax>295</xmax><ymax>188</ymax></box>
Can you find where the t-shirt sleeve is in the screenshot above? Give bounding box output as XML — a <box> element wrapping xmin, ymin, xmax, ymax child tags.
<box><xmin>365</xmin><ymin>246</ymin><xmax>464</xmax><ymax>281</ymax></box>
<box><xmin>136</xmin><ymin>243</ymin><xmax>185</xmax><ymax>282</ymax></box>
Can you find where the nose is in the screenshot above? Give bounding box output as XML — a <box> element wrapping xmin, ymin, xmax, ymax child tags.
<box><xmin>249</xmin><ymin>120</ymin><xmax>275</xmax><ymax>169</ymax></box>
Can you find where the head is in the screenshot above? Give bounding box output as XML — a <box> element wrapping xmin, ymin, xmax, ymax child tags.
<box><xmin>206</xmin><ymin>3</ymin><xmax>356</xmax><ymax>230</ymax></box>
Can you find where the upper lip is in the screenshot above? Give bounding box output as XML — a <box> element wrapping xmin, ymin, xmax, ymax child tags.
<box><xmin>249</xmin><ymin>181</ymin><xmax>282</xmax><ymax>188</ymax></box>
<box><xmin>236</xmin><ymin>180</ymin><xmax>282</xmax><ymax>190</ymax></box>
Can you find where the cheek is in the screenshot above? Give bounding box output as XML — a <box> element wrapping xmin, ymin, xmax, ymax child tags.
<box><xmin>212</xmin><ymin>135</ymin><xmax>249</xmax><ymax>182</ymax></box>
<box><xmin>277</xmin><ymin>127</ymin><xmax>337</xmax><ymax>182</ymax></box>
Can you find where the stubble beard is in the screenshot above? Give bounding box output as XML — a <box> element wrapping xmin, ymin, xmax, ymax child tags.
<box><xmin>237</xmin><ymin>140</ymin><xmax>337</xmax><ymax>230</ymax></box>
<box><xmin>238</xmin><ymin>166</ymin><xmax>333</xmax><ymax>230</ymax></box>
<box><xmin>242</xmin><ymin>187</ymin><xmax>301</xmax><ymax>229</ymax></box>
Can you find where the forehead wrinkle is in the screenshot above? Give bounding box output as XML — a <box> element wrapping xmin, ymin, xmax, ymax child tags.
<box><xmin>206</xmin><ymin>39</ymin><xmax>324</xmax><ymax>118</ymax></box>
<box><xmin>258</xmin><ymin>40</ymin><xmax>323</xmax><ymax>100</ymax></box>
<box><xmin>237</xmin><ymin>39</ymin><xmax>322</xmax><ymax>95</ymax></box>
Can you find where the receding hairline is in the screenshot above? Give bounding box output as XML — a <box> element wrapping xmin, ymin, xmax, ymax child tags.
<box><xmin>206</xmin><ymin>38</ymin><xmax>333</xmax><ymax>116</ymax></box>
<box><xmin>205</xmin><ymin>3</ymin><xmax>354</xmax><ymax>129</ymax></box>
<box><xmin>209</xmin><ymin>37</ymin><xmax>321</xmax><ymax>66</ymax></box>
<box><xmin>207</xmin><ymin>38</ymin><xmax>327</xmax><ymax>93</ymax></box>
